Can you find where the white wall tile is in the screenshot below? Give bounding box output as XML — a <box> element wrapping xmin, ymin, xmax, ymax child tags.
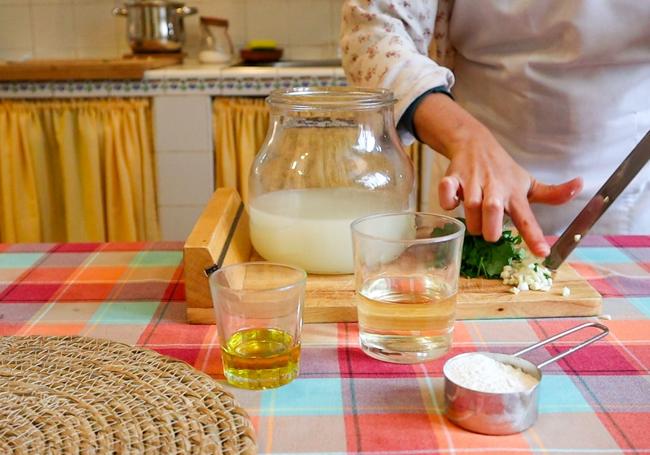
<box><xmin>153</xmin><ymin>95</ymin><xmax>213</xmax><ymax>153</ymax></box>
<box><xmin>32</xmin><ymin>4</ymin><xmax>76</xmax><ymax>51</ymax></box>
<box><xmin>0</xmin><ymin>49</ymin><xmax>34</xmax><ymax>61</ymax></box>
<box><xmin>190</xmin><ymin>0</ymin><xmax>218</xmax><ymax>17</ymax></box>
<box><xmin>189</xmin><ymin>0</ymin><xmax>248</xmax><ymax>53</ymax></box>
<box><xmin>0</xmin><ymin>6</ymin><xmax>32</xmax><ymax>51</ymax></box>
<box><xmin>114</xmin><ymin>13</ymin><xmax>130</xmax><ymax>55</ymax></box>
<box><xmin>6</xmin><ymin>0</ymin><xmax>343</xmax><ymax>62</ymax></box>
<box><xmin>33</xmin><ymin>47</ymin><xmax>77</xmax><ymax>59</ymax></box>
<box><xmin>158</xmin><ymin>205</ymin><xmax>207</xmax><ymax>241</ymax></box>
<box><xmin>180</xmin><ymin>14</ymin><xmax>203</xmax><ymax>58</ymax></box>
<box><xmin>287</xmin><ymin>0</ymin><xmax>332</xmax><ymax>46</ymax></box>
<box><xmin>156</xmin><ymin>152</ymin><xmax>214</xmax><ymax>206</ymax></box>
<box><xmin>76</xmin><ymin>46</ymin><xmax>119</xmax><ymax>58</ymax></box>
<box><xmin>285</xmin><ymin>44</ymin><xmax>336</xmax><ymax>60</ymax></box>
<box><xmin>74</xmin><ymin>2</ymin><xmax>118</xmax><ymax>52</ymax></box>
<box><xmin>246</xmin><ymin>0</ymin><xmax>288</xmax><ymax>46</ymax></box>
<box><xmin>213</xmin><ymin>0</ymin><xmax>248</xmax><ymax>50</ymax></box>
<box><xmin>331</xmin><ymin>0</ymin><xmax>344</xmax><ymax>50</ymax></box>
<box><xmin>30</xmin><ymin>0</ymin><xmax>72</xmax><ymax>5</ymax></box>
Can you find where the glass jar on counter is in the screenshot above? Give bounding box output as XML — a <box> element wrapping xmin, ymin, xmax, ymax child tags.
<box><xmin>248</xmin><ymin>87</ymin><xmax>415</xmax><ymax>275</ymax></box>
<box><xmin>198</xmin><ymin>16</ymin><xmax>234</xmax><ymax>64</ymax></box>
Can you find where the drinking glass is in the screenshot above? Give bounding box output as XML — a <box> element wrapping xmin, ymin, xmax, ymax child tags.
<box><xmin>351</xmin><ymin>213</ymin><xmax>465</xmax><ymax>363</ymax></box>
<box><xmin>209</xmin><ymin>262</ymin><xmax>307</xmax><ymax>389</ymax></box>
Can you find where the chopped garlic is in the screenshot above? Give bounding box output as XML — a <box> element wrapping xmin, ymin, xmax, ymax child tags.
<box><xmin>501</xmin><ymin>259</ymin><xmax>553</xmax><ymax>293</ymax></box>
<box><xmin>562</xmin><ymin>287</ymin><xmax>571</xmax><ymax>297</ymax></box>
<box><xmin>510</xmin><ymin>287</ymin><xmax>520</xmax><ymax>295</ymax></box>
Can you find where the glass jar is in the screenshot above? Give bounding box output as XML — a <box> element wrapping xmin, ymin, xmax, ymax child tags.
<box><xmin>198</xmin><ymin>16</ymin><xmax>234</xmax><ymax>64</ymax></box>
<box><xmin>248</xmin><ymin>87</ymin><xmax>415</xmax><ymax>275</ymax></box>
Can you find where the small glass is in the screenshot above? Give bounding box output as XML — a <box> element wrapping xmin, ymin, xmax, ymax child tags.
<box><xmin>351</xmin><ymin>213</ymin><xmax>465</xmax><ymax>364</ymax></box>
<box><xmin>209</xmin><ymin>262</ymin><xmax>307</xmax><ymax>389</ymax></box>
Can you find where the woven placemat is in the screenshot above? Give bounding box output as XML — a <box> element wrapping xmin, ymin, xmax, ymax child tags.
<box><xmin>0</xmin><ymin>336</ymin><xmax>256</xmax><ymax>454</ymax></box>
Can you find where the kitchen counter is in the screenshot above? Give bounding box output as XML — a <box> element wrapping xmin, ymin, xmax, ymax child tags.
<box><xmin>0</xmin><ymin>236</ymin><xmax>649</xmax><ymax>452</ymax></box>
<box><xmin>0</xmin><ymin>61</ymin><xmax>347</xmax><ymax>98</ymax></box>
<box><xmin>0</xmin><ymin>60</ymin><xmax>349</xmax><ymax>242</ymax></box>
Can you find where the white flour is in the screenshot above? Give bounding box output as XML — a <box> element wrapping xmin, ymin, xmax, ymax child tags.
<box><xmin>445</xmin><ymin>353</ymin><xmax>539</xmax><ymax>393</ymax></box>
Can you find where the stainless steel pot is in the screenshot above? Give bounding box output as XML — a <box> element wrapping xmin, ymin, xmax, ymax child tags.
<box><xmin>113</xmin><ymin>1</ymin><xmax>197</xmax><ymax>53</ymax></box>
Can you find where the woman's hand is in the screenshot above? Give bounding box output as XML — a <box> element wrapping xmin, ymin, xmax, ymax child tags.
<box><xmin>413</xmin><ymin>93</ymin><xmax>583</xmax><ymax>257</ymax></box>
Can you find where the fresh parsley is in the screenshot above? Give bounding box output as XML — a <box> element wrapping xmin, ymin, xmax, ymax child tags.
<box><xmin>430</xmin><ymin>218</ymin><xmax>525</xmax><ymax>279</ymax></box>
<box><xmin>456</xmin><ymin>218</ymin><xmax>525</xmax><ymax>279</ymax></box>
<box><xmin>432</xmin><ymin>218</ymin><xmax>526</xmax><ymax>278</ymax></box>
<box><xmin>432</xmin><ymin>222</ymin><xmax>459</xmax><ymax>237</ymax></box>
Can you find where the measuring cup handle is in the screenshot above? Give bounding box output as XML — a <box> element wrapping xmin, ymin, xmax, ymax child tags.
<box><xmin>513</xmin><ymin>322</ymin><xmax>609</xmax><ymax>369</ymax></box>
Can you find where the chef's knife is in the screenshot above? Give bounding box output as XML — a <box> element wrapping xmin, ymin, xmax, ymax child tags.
<box><xmin>544</xmin><ymin>130</ymin><xmax>650</xmax><ymax>270</ymax></box>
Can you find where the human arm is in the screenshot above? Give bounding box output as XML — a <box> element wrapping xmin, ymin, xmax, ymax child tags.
<box><xmin>413</xmin><ymin>93</ymin><xmax>583</xmax><ymax>257</ymax></box>
<box><xmin>341</xmin><ymin>0</ymin><xmax>583</xmax><ymax>257</ymax></box>
<box><xmin>340</xmin><ymin>0</ymin><xmax>454</xmax><ymax>143</ymax></box>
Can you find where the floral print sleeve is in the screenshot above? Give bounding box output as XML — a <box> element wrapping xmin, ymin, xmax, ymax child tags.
<box><xmin>340</xmin><ymin>0</ymin><xmax>455</xmax><ymax>143</ymax></box>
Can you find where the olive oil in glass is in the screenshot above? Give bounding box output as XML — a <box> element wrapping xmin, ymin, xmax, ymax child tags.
<box><xmin>221</xmin><ymin>327</ymin><xmax>300</xmax><ymax>390</ymax></box>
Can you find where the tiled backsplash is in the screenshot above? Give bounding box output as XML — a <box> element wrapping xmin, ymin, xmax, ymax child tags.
<box><xmin>0</xmin><ymin>0</ymin><xmax>344</xmax><ymax>61</ymax></box>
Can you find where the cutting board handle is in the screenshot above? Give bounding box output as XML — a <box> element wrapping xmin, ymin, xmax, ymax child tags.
<box><xmin>183</xmin><ymin>188</ymin><xmax>251</xmax><ymax>324</ymax></box>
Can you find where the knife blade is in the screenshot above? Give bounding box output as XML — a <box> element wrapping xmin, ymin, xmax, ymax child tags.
<box><xmin>544</xmin><ymin>129</ymin><xmax>650</xmax><ymax>270</ymax></box>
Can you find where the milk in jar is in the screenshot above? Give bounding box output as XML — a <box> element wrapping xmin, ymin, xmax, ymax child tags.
<box><xmin>249</xmin><ymin>188</ymin><xmax>404</xmax><ymax>274</ymax></box>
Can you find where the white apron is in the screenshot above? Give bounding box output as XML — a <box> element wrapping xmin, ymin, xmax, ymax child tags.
<box><xmin>426</xmin><ymin>0</ymin><xmax>650</xmax><ymax>234</ymax></box>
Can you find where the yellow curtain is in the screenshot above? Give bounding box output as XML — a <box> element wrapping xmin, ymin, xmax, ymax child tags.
<box><xmin>404</xmin><ymin>141</ymin><xmax>423</xmax><ymax>209</ymax></box>
<box><xmin>212</xmin><ymin>96</ymin><xmax>421</xmax><ymax>206</ymax></box>
<box><xmin>0</xmin><ymin>98</ymin><xmax>159</xmax><ymax>243</ymax></box>
<box><xmin>213</xmin><ymin>98</ymin><xmax>269</xmax><ymax>204</ymax></box>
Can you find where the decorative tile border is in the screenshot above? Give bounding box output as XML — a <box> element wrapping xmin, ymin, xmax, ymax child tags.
<box><xmin>334</xmin><ymin>75</ymin><xmax>348</xmax><ymax>86</ymax></box>
<box><xmin>50</xmin><ymin>81</ymin><xmax>107</xmax><ymax>98</ymax></box>
<box><xmin>0</xmin><ymin>70</ymin><xmax>348</xmax><ymax>99</ymax></box>
<box><xmin>162</xmin><ymin>76</ymin><xmax>224</xmax><ymax>95</ymax></box>
<box><xmin>0</xmin><ymin>81</ymin><xmax>54</xmax><ymax>98</ymax></box>
<box><xmin>218</xmin><ymin>76</ymin><xmax>278</xmax><ymax>96</ymax></box>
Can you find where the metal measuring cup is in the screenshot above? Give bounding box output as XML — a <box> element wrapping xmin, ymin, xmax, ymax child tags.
<box><xmin>443</xmin><ymin>322</ymin><xmax>609</xmax><ymax>435</ymax></box>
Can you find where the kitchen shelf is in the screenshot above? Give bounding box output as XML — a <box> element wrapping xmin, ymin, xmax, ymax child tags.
<box><xmin>0</xmin><ymin>58</ymin><xmax>180</xmax><ymax>81</ymax></box>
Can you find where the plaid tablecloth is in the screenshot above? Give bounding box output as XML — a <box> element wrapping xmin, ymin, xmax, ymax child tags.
<box><xmin>1</xmin><ymin>237</ymin><xmax>649</xmax><ymax>454</ymax></box>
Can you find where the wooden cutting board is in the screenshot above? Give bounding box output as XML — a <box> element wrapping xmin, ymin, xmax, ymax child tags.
<box><xmin>0</xmin><ymin>58</ymin><xmax>180</xmax><ymax>81</ymax></box>
<box><xmin>184</xmin><ymin>188</ymin><xmax>602</xmax><ymax>324</ymax></box>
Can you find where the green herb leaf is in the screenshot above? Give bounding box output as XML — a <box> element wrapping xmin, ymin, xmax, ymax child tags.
<box><xmin>432</xmin><ymin>222</ymin><xmax>459</xmax><ymax>237</ymax></box>
<box><xmin>454</xmin><ymin>218</ymin><xmax>526</xmax><ymax>279</ymax></box>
